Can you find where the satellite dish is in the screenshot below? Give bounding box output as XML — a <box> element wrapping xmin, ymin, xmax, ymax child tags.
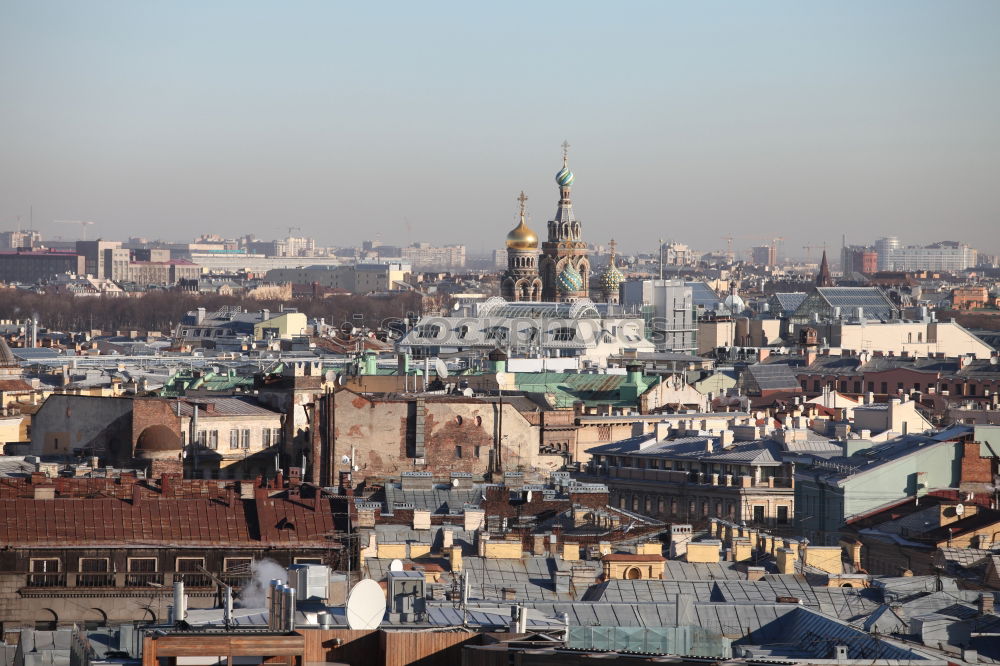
<box><xmin>389</xmin><ymin>559</ymin><xmax>404</xmax><ymax>572</ymax></box>
<box><xmin>452</xmin><ymin>478</ymin><xmax>459</xmax><ymax>487</ymax></box>
<box><xmin>526</xmin><ymin>490</ymin><xmax>533</xmax><ymax>503</ymax></box>
<box><xmin>955</xmin><ymin>503</ymin><xmax>965</xmax><ymax>516</ymax></box>
<box><xmin>341</xmin><ymin>455</ymin><xmax>351</xmax><ymax>464</ymax></box>
<box><xmin>346</xmin><ymin>579</ymin><xmax>385</xmax><ymax>630</ymax></box>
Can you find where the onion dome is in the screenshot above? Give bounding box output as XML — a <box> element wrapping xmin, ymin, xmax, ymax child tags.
<box><xmin>601</xmin><ymin>258</ymin><xmax>624</xmax><ymax>293</ymax></box>
<box><xmin>506</xmin><ymin>216</ymin><xmax>539</xmax><ymax>250</ymax></box>
<box><xmin>556</xmin><ymin>262</ymin><xmax>584</xmax><ymax>293</ymax></box>
<box><xmin>555</xmin><ymin>164</ymin><xmax>575</xmax><ymax>188</ymax></box>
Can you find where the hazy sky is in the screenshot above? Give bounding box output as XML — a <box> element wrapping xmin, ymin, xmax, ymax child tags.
<box><xmin>2</xmin><ymin>1</ymin><xmax>998</xmax><ymax>257</ymax></box>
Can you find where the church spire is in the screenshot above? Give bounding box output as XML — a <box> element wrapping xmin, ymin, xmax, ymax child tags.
<box><xmin>816</xmin><ymin>249</ymin><xmax>832</xmax><ymax>287</ymax></box>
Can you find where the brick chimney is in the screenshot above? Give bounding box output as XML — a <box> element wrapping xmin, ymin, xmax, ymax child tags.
<box><xmin>979</xmin><ymin>592</ymin><xmax>995</xmax><ymax>615</ymax></box>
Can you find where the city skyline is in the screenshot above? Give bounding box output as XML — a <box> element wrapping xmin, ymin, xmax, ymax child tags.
<box><xmin>2</xmin><ymin>1</ymin><xmax>999</xmax><ymax>254</ymax></box>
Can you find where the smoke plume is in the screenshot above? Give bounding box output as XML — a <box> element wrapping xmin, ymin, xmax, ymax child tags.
<box><xmin>237</xmin><ymin>559</ymin><xmax>287</xmax><ymax>608</ymax></box>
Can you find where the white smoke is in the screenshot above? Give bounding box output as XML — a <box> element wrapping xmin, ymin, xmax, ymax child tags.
<box><xmin>237</xmin><ymin>559</ymin><xmax>287</xmax><ymax>608</ymax></box>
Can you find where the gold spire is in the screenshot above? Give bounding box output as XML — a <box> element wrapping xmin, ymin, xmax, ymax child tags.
<box><xmin>517</xmin><ymin>190</ymin><xmax>528</xmax><ymax>219</ymax></box>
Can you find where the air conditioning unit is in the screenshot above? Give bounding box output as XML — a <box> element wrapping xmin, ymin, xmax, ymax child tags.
<box><xmin>288</xmin><ymin>564</ymin><xmax>330</xmax><ymax>602</ymax></box>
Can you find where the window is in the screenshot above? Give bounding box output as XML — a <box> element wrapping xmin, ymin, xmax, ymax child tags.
<box><xmin>294</xmin><ymin>557</ymin><xmax>323</xmax><ymax>565</ymax></box>
<box><xmin>455</xmin><ymin>445</ymin><xmax>462</xmax><ymax>458</ymax></box>
<box><xmin>853</xmin><ymin>381</ymin><xmax>861</xmax><ymax>393</ymax></box>
<box><xmin>485</xmin><ymin>326</ymin><xmax>510</xmax><ymax>343</ymax></box>
<box><xmin>598</xmin><ymin>425</ymin><xmax>612</xmax><ymax>442</ymax></box>
<box><xmin>223</xmin><ymin>557</ymin><xmax>252</xmax><ymax>573</ymax></box>
<box><xmin>813</xmin><ymin>380</ymin><xmax>821</xmax><ymax>392</ymax></box>
<box><xmin>880</xmin><ymin>382</ymin><xmax>888</xmax><ymax>393</ymax></box>
<box><xmin>753</xmin><ymin>505</ymin><xmax>765</xmax><ymax>523</ymax></box>
<box><xmin>29</xmin><ymin>558</ymin><xmax>62</xmax><ymax>587</ymax></box>
<box><xmin>415</xmin><ymin>324</ymin><xmax>441</xmax><ymax>339</ymax></box>
<box><xmin>263</xmin><ymin>429</ymin><xmax>271</xmax><ymax>447</ymax></box>
<box><xmin>78</xmin><ymin>557</ymin><xmax>112</xmax><ymax>587</ymax></box>
<box><xmin>242</xmin><ymin>429</ymin><xmax>251</xmax><ymax>449</ymax></box>
<box><xmin>176</xmin><ymin>557</ymin><xmax>205</xmax><ymax>572</ymax></box>
<box><xmin>552</xmin><ymin>327</ymin><xmax>576</xmax><ymax>342</ymax></box>
<box><xmin>777</xmin><ymin>506</ymin><xmax>789</xmax><ymax>524</ymax></box>
<box><xmin>474</xmin><ymin>446</ymin><xmax>481</xmax><ymax>458</ymax></box>
<box><xmin>197</xmin><ymin>430</ymin><xmax>208</xmax><ymax>447</ymax></box>
<box><xmin>209</xmin><ymin>430</ymin><xmax>218</xmax><ymax>450</ymax></box>
<box><xmin>230</xmin><ymin>430</ymin><xmax>240</xmax><ymax>449</ymax></box>
<box><xmin>126</xmin><ymin>557</ymin><xmax>159</xmax><ymax>586</ymax></box>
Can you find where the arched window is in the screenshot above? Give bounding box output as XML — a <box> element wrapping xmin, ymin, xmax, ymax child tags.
<box><xmin>625</xmin><ymin>567</ymin><xmax>642</xmax><ymax>580</ymax></box>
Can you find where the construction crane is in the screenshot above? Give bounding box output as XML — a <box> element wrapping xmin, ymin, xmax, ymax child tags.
<box><xmin>56</xmin><ymin>220</ymin><xmax>95</xmax><ymax>240</ymax></box>
<box><xmin>802</xmin><ymin>244</ymin><xmax>826</xmax><ymax>260</ymax></box>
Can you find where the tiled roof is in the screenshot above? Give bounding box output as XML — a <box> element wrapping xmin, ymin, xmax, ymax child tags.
<box><xmin>0</xmin><ymin>479</ymin><xmax>343</xmax><ymax>547</ymax></box>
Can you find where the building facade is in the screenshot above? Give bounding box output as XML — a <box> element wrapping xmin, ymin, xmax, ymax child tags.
<box><xmin>0</xmin><ymin>250</ymin><xmax>85</xmax><ymax>284</ymax></box>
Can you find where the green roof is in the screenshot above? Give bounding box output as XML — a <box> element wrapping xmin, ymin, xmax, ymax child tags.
<box><xmin>510</xmin><ymin>372</ymin><xmax>659</xmax><ymax>409</ymax></box>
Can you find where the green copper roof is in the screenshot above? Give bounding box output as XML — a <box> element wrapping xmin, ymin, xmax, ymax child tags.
<box><xmin>511</xmin><ymin>372</ymin><xmax>659</xmax><ymax>408</ymax></box>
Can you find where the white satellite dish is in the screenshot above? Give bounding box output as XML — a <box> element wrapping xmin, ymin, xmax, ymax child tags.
<box><xmin>955</xmin><ymin>503</ymin><xmax>965</xmax><ymax>516</ymax></box>
<box><xmin>341</xmin><ymin>455</ymin><xmax>351</xmax><ymax>464</ymax></box>
<box><xmin>452</xmin><ymin>478</ymin><xmax>459</xmax><ymax>487</ymax></box>
<box><xmin>389</xmin><ymin>558</ymin><xmax>404</xmax><ymax>572</ymax></box>
<box><xmin>525</xmin><ymin>490</ymin><xmax>533</xmax><ymax>503</ymax></box>
<box><xmin>345</xmin><ymin>578</ymin><xmax>385</xmax><ymax>630</ymax></box>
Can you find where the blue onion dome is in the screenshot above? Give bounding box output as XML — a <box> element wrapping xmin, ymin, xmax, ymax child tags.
<box><xmin>506</xmin><ymin>216</ymin><xmax>539</xmax><ymax>250</ymax></box>
<box><xmin>555</xmin><ymin>164</ymin><xmax>575</xmax><ymax>188</ymax></box>
<box><xmin>556</xmin><ymin>262</ymin><xmax>584</xmax><ymax>293</ymax></box>
<box><xmin>601</xmin><ymin>259</ymin><xmax>624</xmax><ymax>293</ymax></box>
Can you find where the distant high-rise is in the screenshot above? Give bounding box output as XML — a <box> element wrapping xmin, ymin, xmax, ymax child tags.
<box><xmin>751</xmin><ymin>245</ymin><xmax>776</xmax><ymax>267</ymax></box>
<box><xmin>876</xmin><ymin>237</ymin><xmax>976</xmax><ymax>273</ymax></box>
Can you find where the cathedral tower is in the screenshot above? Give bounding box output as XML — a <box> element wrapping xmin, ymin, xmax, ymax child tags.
<box><xmin>540</xmin><ymin>142</ymin><xmax>590</xmax><ymax>302</ymax></box>
<box><xmin>501</xmin><ymin>191</ymin><xmax>542</xmax><ymax>302</ymax></box>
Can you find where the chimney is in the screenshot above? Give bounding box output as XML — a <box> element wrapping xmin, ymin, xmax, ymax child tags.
<box><xmin>449</xmin><ymin>544</ymin><xmax>463</xmax><ymax>572</ymax></box>
<box><xmin>746</xmin><ymin>566</ymin><xmax>766</xmax><ymax>582</ymax></box>
<box><xmin>33</xmin><ymin>485</ymin><xmax>55</xmax><ymax>500</ymax></box>
<box><xmin>979</xmin><ymin>592</ymin><xmax>995</xmax><ymax>615</ymax></box>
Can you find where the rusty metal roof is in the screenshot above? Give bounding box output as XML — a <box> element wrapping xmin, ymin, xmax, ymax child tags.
<box><xmin>0</xmin><ymin>478</ymin><xmax>344</xmax><ymax>548</ymax></box>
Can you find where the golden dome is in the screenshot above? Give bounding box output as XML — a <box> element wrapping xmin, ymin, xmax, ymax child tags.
<box><xmin>506</xmin><ymin>216</ymin><xmax>539</xmax><ymax>250</ymax></box>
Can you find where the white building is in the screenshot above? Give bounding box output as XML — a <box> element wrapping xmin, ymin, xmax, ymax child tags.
<box><xmin>620</xmin><ymin>279</ymin><xmax>697</xmax><ymax>352</ymax></box>
<box><xmin>876</xmin><ymin>238</ymin><xmax>976</xmax><ymax>273</ymax></box>
<box><xmin>398</xmin><ymin>297</ymin><xmax>654</xmax><ymax>366</ymax></box>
